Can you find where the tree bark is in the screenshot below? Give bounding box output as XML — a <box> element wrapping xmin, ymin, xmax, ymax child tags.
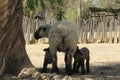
<box><xmin>0</xmin><ymin>0</ymin><xmax>33</xmax><ymax>75</ymax></box>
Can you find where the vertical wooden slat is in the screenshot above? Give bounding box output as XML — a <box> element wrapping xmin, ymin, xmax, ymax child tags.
<box><xmin>102</xmin><ymin>15</ymin><xmax>106</xmax><ymax>43</ymax></box>
<box><xmin>92</xmin><ymin>17</ymin><xmax>95</xmax><ymax>43</ymax></box>
<box><xmin>89</xmin><ymin>17</ymin><xmax>93</xmax><ymax>43</ymax></box>
<box><xmin>97</xmin><ymin>21</ymin><xmax>100</xmax><ymax>43</ymax></box>
<box><xmin>118</xmin><ymin>14</ymin><xmax>120</xmax><ymax>43</ymax></box>
<box><xmin>94</xmin><ymin>18</ymin><xmax>97</xmax><ymax>43</ymax></box>
<box><xmin>22</xmin><ymin>17</ymin><xmax>28</xmax><ymax>39</ymax></box>
<box><xmin>26</xmin><ymin>19</ymin><xmax>30</xmax><ymax>44</ymax></box>
<box><xmin>104</xmin><ymin>15</ymin><xmax>108</xmax><ymax>43</ymax></box>
<box><xmin>87</xmin><ymin>18</ymin><xmax>91</xmax><ymax>43</ymax></box>
<box><xmin>113</xmin><ymin>17</ymin><xmax>118</xmax><ymax>43</ymax></box>
<box><xmin>109</xmin><ymin>17</ymin><xmax>113</xmax><ymax>43</ymax></box>
<box><xmin>79</xmin><ymin>22</ymin><xmax>83</xmax><ymax>43</ymax></box>
<box><xmin>30</xmin><ymin>19</ymin><xmax>33</xmax><ymax>43</ymax></box>
<box><xmin>84</xmin><ymin>23</ymin><xmax>89</xmax><ymax>43</ymax></box>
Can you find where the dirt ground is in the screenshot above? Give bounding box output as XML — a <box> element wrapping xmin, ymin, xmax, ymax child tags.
<box><xmin>25</xmin><ymin>43</ymin><xmax>120</xmax><ymax>80</ymax></box>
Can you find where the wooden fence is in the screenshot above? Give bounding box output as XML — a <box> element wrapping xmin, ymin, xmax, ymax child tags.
<box><xmin>22</xmin><ymin>16</ymin><xmax>54</xmax><ymax>44</ymax></box>
<box><xmin>78</xmin><ymin>13</ymin><xmax>120</xmax><ymax>43</ymax></box>
<box><xmin>22</xmin><ymin>14</ymin><xmax>120</xmax><ymax>44</ymax></box>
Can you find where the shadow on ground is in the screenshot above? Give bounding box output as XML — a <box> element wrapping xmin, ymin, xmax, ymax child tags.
<box><xmin>1</xmin><ymin>62</ymin><xmax>120</xmax><ymax>80</ymax></box>
<box><xmin>37</xmin><ymin>62</ymin><xmax>120</xmax><ymax>80</ymax></box>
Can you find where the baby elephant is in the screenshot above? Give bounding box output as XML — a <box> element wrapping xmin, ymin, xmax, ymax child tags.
<box><xmin>73</xmin><ymin>46</ymin><xmax>90</xmax><ymax>74</ymax></box>
<box><xmin>42</xmin><ymin>47</ymin><xmax>52</xmax><ymax>72</ymax></box>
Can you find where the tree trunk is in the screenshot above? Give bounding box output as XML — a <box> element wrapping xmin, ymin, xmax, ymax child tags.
<box><xmin>0</xmin><ymin>0</ymin><xmax>33</xmax><ymax>76</ymax></box>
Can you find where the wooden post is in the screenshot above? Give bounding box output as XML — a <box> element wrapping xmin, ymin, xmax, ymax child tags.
<box><xmin>92</xmin><ymin>17</ymin><xmax>95</xmax><ymax>43</ymax></box>
<box><xmin>102</xmin><ymin>15</ymin><xmax>106</xmax><ymax>43</ymax></box>
<box><xmin>97</xmin><ymin>21</ymin><xmax>101</xmax><ymax>43</ymax></box>
<box><xmin>104</xmin><ymin>16</ymin><xmax>108</xmax><ymax>43</ymax></box>
<box><xmin>26</xmin><ymin>19</ymin><xmax>31</xmax><ymax>44</ymax></box>
<box><xmin>35</xmin><ymin>19</ymin><xmax>39</xmax><ymax>30</ymax></box>
<box><xmin>101</xmin><ymin>17</ymin><xmax>104</xmax><ymax>42</ymax></box>
<box><xmin>34</xmin><ymin>19</ymin><xmax>39</xmax><ymax>43</ymax></box>
<box><xmin>109</xmin><ymin>17</ymin><xmax>113</xmax><ymax>43</ymax></box>
<box><xmin>84</xmin><ymin>23</ymin><xmax>89</xmax><ymax>43</ymax></box>
<box><xmin>82</xmin><ymin>24</ymin><xmax>85</xmax><ymax>43</ymax></box>
<box><xmin>22</xmin><ymin>17</ymin><xmax>28</xmax><ymax>43</ymax></box>
<box><xmin>99</xmin><ymin>16</ymin><xmax>103</xmax><ymax>43</ymax></box>
<box><xmin>79</xmin><ymin>22</ymin><xmax>83</xmax><ymax>44</ymax></box>
<box><xmin>89</xmin><ymin>17</ymin><xmax>93</xmax><ymax>43</ymax></box>
<box><xmin>87</xmin><ymin>17</ymin><xmax>91</xmax><ymax>43</ymax></box>
<box><xmin>118</xmin><ymin>14</ymin><xmax>120</xmax><ymax>43</ymax></box>
<box><xmin>22</xmin><ymin>17</ymin><xmax>26</xmax><ymax>37</ymax></box>
<box><xmin>30</xmin><ymin>19</ymin><xmax>35</xmax><ymax>44</ymax></box>
<box><xmin>114</xmin><ymin>17</ymin><xmax>118</xmax><ymax>43</ymax></box>
<box><xmin>94</xmin><ymin>18</ymin><xmax>97</xmax><ymax>43</ymax></box>
<box><xmin>77</xmin><ymin>16</ymin><xmax>81</xmax><ymax>43</ymax></box>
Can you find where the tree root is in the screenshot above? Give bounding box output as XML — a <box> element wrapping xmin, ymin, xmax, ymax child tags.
<box><xmin>0</xmin><ymin>62</ymin><xmax>75</xmax><ymax>80</ymax></box>
<box><xmin>17</xmin><ymin>67</ymin><xmax>38</xmax><ymax>78</ymax></box>
<box><xmin>17</xmin><ymin>67</ymin><xmax>75</xmax><ymax>80</ymax></box>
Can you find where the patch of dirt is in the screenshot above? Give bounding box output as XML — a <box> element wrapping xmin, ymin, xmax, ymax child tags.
<box><xmin>1</xmin><ymin>43</ymin><xmax>120</xmax><ymax>80</ymax></box>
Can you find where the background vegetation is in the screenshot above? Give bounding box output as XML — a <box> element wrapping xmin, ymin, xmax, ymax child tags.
<box><xmin>22</xmin><ymin>0</ymin><xmax>120</xmax><ymax>21</ymax></box>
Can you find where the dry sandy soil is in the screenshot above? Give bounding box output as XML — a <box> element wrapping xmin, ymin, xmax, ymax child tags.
<box><xmin>25</xmin><ymin>43</ymin><xmax>120</xmax><ymax>80</ymax></box>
